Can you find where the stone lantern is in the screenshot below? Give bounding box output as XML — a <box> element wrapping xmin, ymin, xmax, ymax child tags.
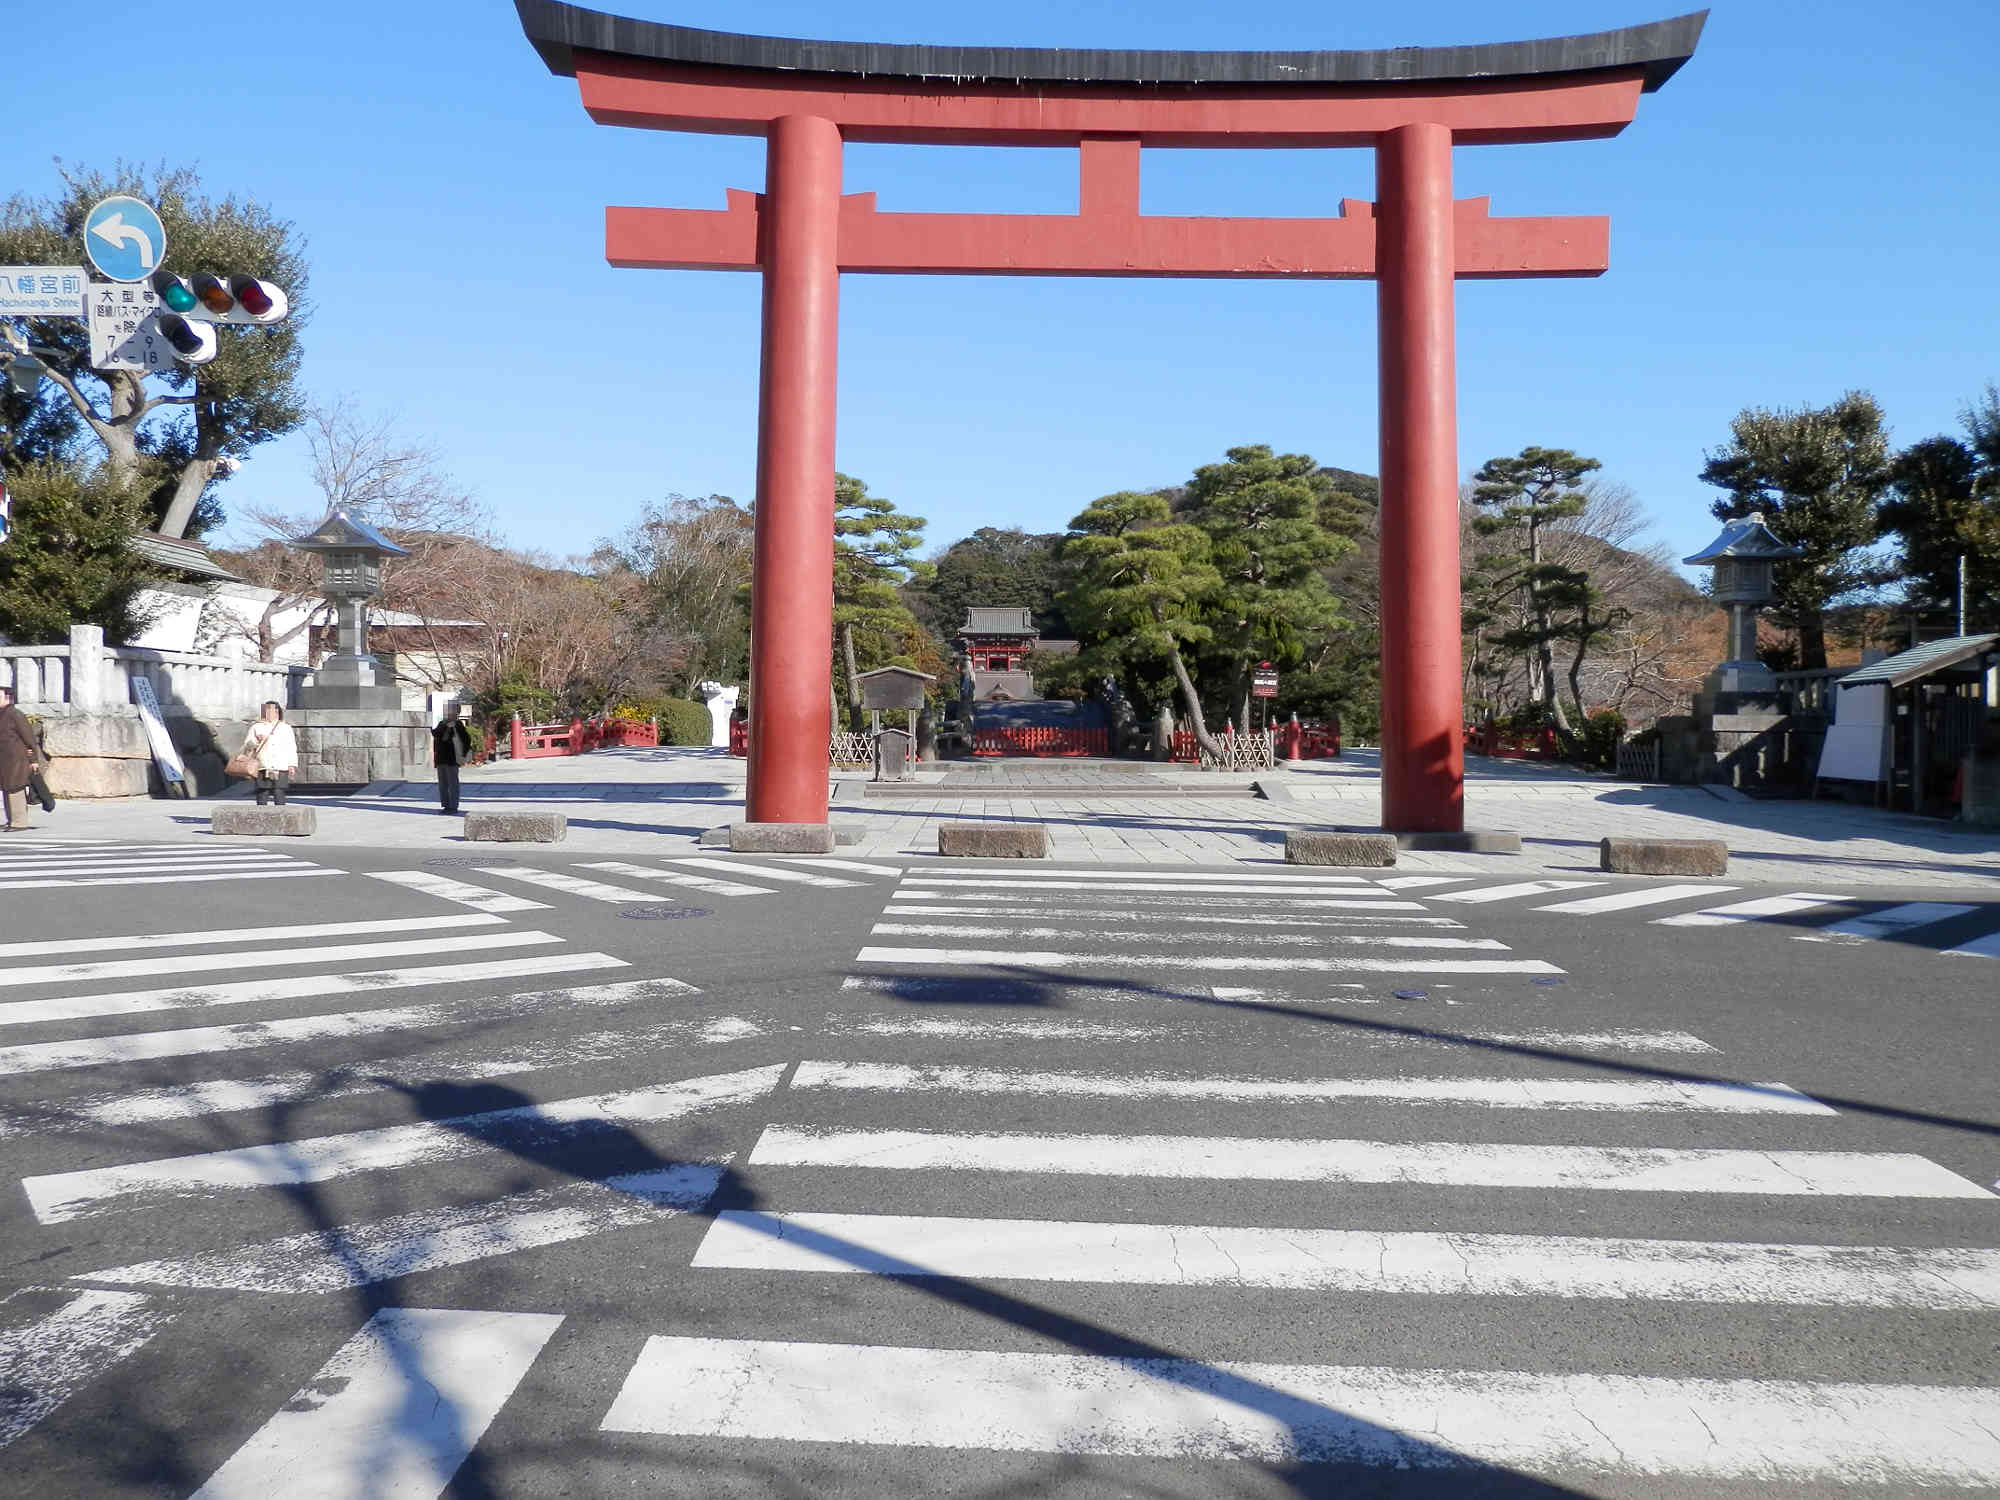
<box><xmin>1683</xmin><ymin>512</ymin><xmax>1803</xmax><ymax>703</ymax></box>
<box><xmin>288</xmin><ymin>509</ymin><xmax>411</xmax><ymax>710</ymax></box>
<box><xmin>285</xmin><ymin>509</ymin><xmax>432</xmax><ymax>786</ymax></box>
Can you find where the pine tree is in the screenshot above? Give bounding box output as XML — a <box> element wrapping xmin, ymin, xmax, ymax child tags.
<box><xmin>1469</xmin><ymin>447</ymin><xmax>1601</xmax><ymax>729</ymax></box>
<box><xmin>0</xmin><ymin>462</ymin><xmax>165</xmax><ymax>642</ymax></box>
<box><xmin>1177</xmin><ymin>445</ymin><xmax>1349</xmax><ymax>729</ymax></box>
<box><xmin>832</xmin><ymin>474</ymin><xmax>932</xmax><ymax>725</ymax></box>
<box><xmin>1060</xmin><ymin>491</ymin><xmax>1225</xmax><ymax>757</ymax></box>
<box><xmin>1699</xmin><ymin>393</ymin><xmax>1888</xmax><ymax>669</ymax></box>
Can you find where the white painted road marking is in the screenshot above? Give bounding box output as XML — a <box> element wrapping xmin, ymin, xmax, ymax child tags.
<box><xmin>1656</xmin><ymin>892</ymin><xmax>1847</xmax><ymax>927</ymax></box>
<box><xmin>855</xmin><ymin>946</ymin><xmax>1563</xmax><ymax>975</ymax></box>
<box><xmin>0</xmin><ymin>1287</ymin><xmax>175</xmax><ymax>1448</ymax></box>
<box><xmin>773</xmin><ymin>855</ymin><xmax>907</xmax><ymax>876</ymax></box>
<box><xmin>0</xmin><ymin>868</ymin><xmax>340</xmax><ymax>890</ymax></box>
<box><xmin>578</xmin><ymin>860</ymin><xmax>772</xmax><ymax>896</ymax></box>
<box><xmin>667</xmin><ymin>856</ymin><xmax>864</xmax><ymax>889</ymax></box>
<box><xmin>8</xmin><ymin>1016</ymin><xmax>760</xmax><ymax>1135</ymax></box>
<box><xmin>869</xmin><ymin>923</ymin><xmax>1506</xmax><ymax>950</ymax></box>
<box><xmin>473</xmin><ymin>867</ymin><xmax>677</xmax><ymax>904</ymax></box>
<box><xmin>1374</xmin><ymin>876</ymin><xmax>1473</xmax><ymax>890</ymax></box>
<box><xmin>1794</xmin><ymin>901</ymin><xmax>1979</xmax><ymax>944</ymax></box>
<box><xmin>0</xmin><ymin>856</ymin><xmax>307</xmax><ymax>875</ymax></box>
<box><xmin>364</xmin><ymin>870</ymin><xmax>550</xmax><ymax>913</ymax></box>
<box><xmin>749</xmin><ymin>1127</ymin><xmax>1994</xmax><ymax>1198</ymax></box>
<box><xmin>0</xmin><ymin>975</ymin><xmax>694</xmax><ymax>1078</ymax></box>
<box><xmin>787</xmin><ymin>1061</ymin><xmax>1833</xmax><ymax>1114</ymax></box>
<box><xmin>189</xmin><ymin>1308</ymin><xmax>563</xmax><ymax>1500</ymax></box>
<box><xmin>906</xmin><ymin>868</ymin><xmax>1375</xmax><ymax>885</ymax></box>
<box><xmin>598</xmin><ymin>1337</ymin><xmax>2000</xmax><ymax>1484</ymax></box>
<box><xmin>88</xmin><ymin>1163</ymin><xmax>728</xmax><ymax>1294</ymax></box>
<box><xmin>1943</xmin><ymin>929</ymin><xmax>2000</xmax><ymax>959</ymax></box>
<box><xmin>1429</xmin><ymin>880</ymin><xmax>1603</xmax><ymax>904</ymax></box>
<box><xmin>0</xmin><ymin>950</ymin><xmax>627</xmax><ymax>1030</ymax></box>
<box><xmin>905</xmin><ymin>878</ymin><xmax>1409</xmax><ymax>899</ymax></box>
<box><xmin>887</xmin><ymin>889</ymin><xmax>1428</xmax><ymax>911</ymax></box>
<box><xmin>0</xmin><ymin>929</ymin><xmax>560</xmax><ymax>992</ymax></box>
<box><xmin>0</xmin><ymin>911</ymin><xmax>503</xmax><ymax>961</ymax></box>
<box><xmin>25</xmin><ymin>1065</ymin><xmax>786</xmax><ymax>1223</ymax></box>
<box><xmin>882</xmin><ymin>902</ymin><xmax>1463</xmax><ymax>927</ymax></box>
<box><xmin>1535</xmin><ymin>884</ymin><xmax>1738</xmax><ymax>914</ymax></box>
<box><xmin>692</xmin><ymin>1212</ymin><xmax>2000</xmax><ymax>1309</ymax></box>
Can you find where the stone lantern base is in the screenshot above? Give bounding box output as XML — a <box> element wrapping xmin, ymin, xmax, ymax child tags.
<box><xmin>290</xmin><ymin>699</ymin><xmax>433</xmax><ymax>786</ymax></box>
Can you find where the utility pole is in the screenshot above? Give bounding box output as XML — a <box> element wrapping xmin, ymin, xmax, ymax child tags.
<box><xmin>1958</xmin><ymin>553</ymin><xmax>1968</xmax><ymax>637</ymax></box>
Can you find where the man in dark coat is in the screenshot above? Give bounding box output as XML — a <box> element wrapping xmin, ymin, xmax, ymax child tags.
<box><xmin>430</xmin><ymin>703</ymin><xmax>473</xmax><ymax>814</ymax></box>
<box><xmin>0</xmin><ymin>686</ymin><xmax>41</xmax><ymax>832</ymax></box>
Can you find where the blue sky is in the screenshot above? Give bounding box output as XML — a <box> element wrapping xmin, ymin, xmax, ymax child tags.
<box><xmin>12</xmin><ymin>1</ymin><xmax>1998</xmax><ymax>575</ymax></box>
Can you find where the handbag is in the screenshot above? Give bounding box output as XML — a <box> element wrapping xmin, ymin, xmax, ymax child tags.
<box><xmin>225</xmin><ymin>750</ymin><xmax>262</xmax><ymax>780</ymax></box>
<box><xmin>27</xmin><ymin>767</ymin><xmax>54</xmax><ymax>814</ymax></box>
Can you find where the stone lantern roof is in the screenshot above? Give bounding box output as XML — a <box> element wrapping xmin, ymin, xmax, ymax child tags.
<box><xmin>287</xmin><ymin>509</ymin><xmax>412</xmax><ymax>558</ymax></box>
<box><xmin>1682</xmin><ymin>512</ymin><xmax>1802</xmax><ymax>566</ymax></box>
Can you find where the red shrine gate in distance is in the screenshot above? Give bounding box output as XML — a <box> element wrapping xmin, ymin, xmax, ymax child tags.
<box><xmin>517</xmin><ymin>1</ymin><xmax>1705</xmax><ymax>834</ymax></box>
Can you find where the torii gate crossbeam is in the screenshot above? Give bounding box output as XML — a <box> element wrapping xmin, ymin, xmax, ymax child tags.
<box><xmin>517</xmin><ymin>0</ymin><xmax>1705</xmax><ymax>834</ymax></box>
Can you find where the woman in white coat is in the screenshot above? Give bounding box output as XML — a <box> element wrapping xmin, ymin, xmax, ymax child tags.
<box><xmin>242</xmin><ymin>701</ymin><xmax>299</xmax><ymax>806</ymax></box>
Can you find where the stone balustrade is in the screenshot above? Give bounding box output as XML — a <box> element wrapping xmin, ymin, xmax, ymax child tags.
<box><xmin>0</xmin><ymin>625</ymin><xmax>310</xmax><ymax>718</ymax></box>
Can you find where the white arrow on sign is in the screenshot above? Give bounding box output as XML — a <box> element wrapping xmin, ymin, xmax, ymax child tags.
<box><xmin>89</xmin><ymin>213</ymin><xmax>156</xmax><ymax>270</ymax></box>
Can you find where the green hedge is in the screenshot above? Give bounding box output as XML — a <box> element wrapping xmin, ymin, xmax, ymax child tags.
<box><xmin>655</xmin><ymin>698</ymin><xmax>713</xmax><ymax>746</ymax></box>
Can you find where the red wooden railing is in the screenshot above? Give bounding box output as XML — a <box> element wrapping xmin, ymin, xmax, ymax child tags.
<box><xmin>972</xmin><ymin>727</ymin><xmax>1107</xmax><ymax>757</ymax></box>
<box><xmin>504</xmin><ymin>715</ymin><xmax>659</xmax><ymax>760</ymax></box>
<box><xmin>1465</xmin><ymin>721</ymin><xmax>1560</xmax><ymax>760</ymax></box>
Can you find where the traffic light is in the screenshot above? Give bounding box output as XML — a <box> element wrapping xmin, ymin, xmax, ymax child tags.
<box><xmin>155</xmin><ymin>313</ymin><xmax>218</xmax><ymax>365</ymax></box>
<box><xmin>171</xmin><ymin>272</ymin><xmax>290</xmax><ymax>326</ymax></box>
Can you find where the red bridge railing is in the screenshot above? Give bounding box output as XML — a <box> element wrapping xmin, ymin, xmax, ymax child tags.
<box><xmin>503</xmin><ymin>715</ymin><xmax>659</xmax><ymax>760</ymax></box>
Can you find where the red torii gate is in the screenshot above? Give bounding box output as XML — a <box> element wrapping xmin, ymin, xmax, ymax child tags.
<box><xmin>517</xmin><ymin>2</ymin><xmax>1705</xmax><ymax>835</ymax></box>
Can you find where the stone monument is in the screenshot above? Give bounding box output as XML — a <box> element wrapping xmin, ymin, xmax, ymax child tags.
<box><xmin>696</xmin><ymin>681</ymin><xmax>740</xmax><ymax>747</ymax></box>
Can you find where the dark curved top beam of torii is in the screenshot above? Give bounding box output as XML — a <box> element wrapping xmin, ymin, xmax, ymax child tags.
<box><xmin>515</xmin><ymin>1</ymin><xmax>1706</xmax><ymax>147</ymax></box>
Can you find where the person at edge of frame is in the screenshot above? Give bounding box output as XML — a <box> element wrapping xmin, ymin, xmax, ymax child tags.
<box><xmin>0</xmin><ymin>684</ymin><xmax>48</xmax><ymax>832</ymax></box>
<box><xmin>241</xmin><ymin>701</ymin><xmax>299</xmax><ymax>806</ymax></box>
<box><xmin>431</xmin><ymin>702</ymin><xmax>473</xmax><ymax>815</ymax></box>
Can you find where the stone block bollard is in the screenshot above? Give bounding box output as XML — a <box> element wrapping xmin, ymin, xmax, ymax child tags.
<box><xmin>465</xmin><ymin>811</ymin><xmax>568</xmax><ymax>843</ymax></box>
<box><xmin>1285</xmin><ymin>829</ymin><xmax>1397</xmax><ymax>866</ymax></box>
<box><xmin>728</xmin><ymin>823</ymin><xmax>836</xmax><ymax>854</ymax></box>
<box><xmin>1600</xmin><ymin>837</ymin><xmax>1728</xmax><ymax>876</ymax></box>
<box><xmin>213</xmin><ymin>805</ymin><xmax>316</xmax><ymax>837</ymax></box>
<box><xmin>939</xmin><ymin>823</ymin><xmax>1048</xmax><ymax>858</ymax></box>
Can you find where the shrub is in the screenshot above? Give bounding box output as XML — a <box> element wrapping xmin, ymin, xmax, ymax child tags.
<box><xmin>1575</xmin><ymin>708</ymin><xmax>1628</xmax><ymax>770</ymax></box>
<box><xmin>655</xmin><ymin>698</ymin><xmax>714</xmax><ymax>746</ymax></box>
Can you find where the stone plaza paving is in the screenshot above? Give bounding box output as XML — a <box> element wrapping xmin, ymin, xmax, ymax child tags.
<box><xmin>20</xmin><ymin>744</ymin><xmax>2000</xmax><ymax>889</ymax></box>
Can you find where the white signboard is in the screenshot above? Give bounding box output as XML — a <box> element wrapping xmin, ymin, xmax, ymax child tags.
<box><xmin>1816</xmin><ymin>682</ymin><xmax>1891</xmax><ymax>784</ymax></box>
<box><xmin>129</xmin><ymin>674</ymin><xmax>189</xmax><ymax>795</ymax></box>
<box><xmin>86</xmin><ymin>280</ymin><xmax>171</xmax><ymax>373</ymax></box>
<box><xmin>0</xmin><ymin>266</ymin><xmax>87</xmax><ymax>317</ymax></box>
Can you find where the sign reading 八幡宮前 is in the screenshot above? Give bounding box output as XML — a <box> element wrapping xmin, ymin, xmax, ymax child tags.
<box><xmin>0</xmin><ymin>267</ymin><xmax>87</xmax><ymax>318</ymax></box>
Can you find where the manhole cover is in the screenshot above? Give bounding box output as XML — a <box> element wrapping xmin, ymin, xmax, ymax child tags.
<box><xmin>424</xmin><ymin>856</ymin><xmax>519</xmax><ymax>869</ymax></box>
<box><xmin>620</xmin><ymin>904</ymin><xmax>713</xmax><ymax>920</ymax></box>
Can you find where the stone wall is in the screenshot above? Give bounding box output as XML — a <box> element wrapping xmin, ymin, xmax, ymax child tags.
<box><xmin>38</xmin><ymin>708</ymin><xmax>251</xmax><ymax>797</ymax></box>
<box><xmin>289</xmin><ymin>707</ymin><xmax>433</xmax><ymax>785</ymax></box>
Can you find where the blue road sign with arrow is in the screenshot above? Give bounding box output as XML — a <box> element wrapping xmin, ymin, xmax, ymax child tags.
<box><xmin>83</xmin><ymin>195</ymin><xmax>167</xmax><ymax>283</ymax></box>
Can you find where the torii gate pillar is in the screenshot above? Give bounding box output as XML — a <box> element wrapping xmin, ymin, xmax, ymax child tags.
<box><xmin>746</xmin><ymin>115</ymin><xmax>842</xmax><ymax>824</ymax></box>
<box><xmin>516</xmin><ymin>1</ymin><xmax>1704</xmax><ymax>834</ymax></box>
<box><xmin>1375</xmin><ymin>123</ymin><xmax>1463</xmax><ymax>833</ymax></box>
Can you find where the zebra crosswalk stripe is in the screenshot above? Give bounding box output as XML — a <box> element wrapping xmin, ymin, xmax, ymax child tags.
<box><xmin>1656</xmin><ymin>892</ymin><xmax>1848</xmax><ymax>927</ymax></box>
<box><xmin>1536</xmin><ymin>884</ymin><xmax>1738</xmax><ymax>914</ymax></box>
<box><xmin>365</xmin><ymin>869</ymin><xmax>550</xmax><ymax>912</ymax></box>
<box><xmin>471</xmin><ymin>867</ymin><xmax>673</xmax><ymax>903</ymax></box>
<box><xmin>599</xmin><ymin>1336</ymin><xmax>2000</xmax><ymax>1484</ymax></box>
<box><xmin>578</xmin><ymin>860</ymin><xmax>772</xmax><ymax>896</ymax></box>
<box><xmin>1794</xmin><ymin>901</ymin><xmax>1978</xmax><ymax>944</ymax></box>
<box><xmin>0</xmin><ymin>868</ymin><xmax>339</xmax><ymax>890</ymax></box>
<box><xmin>0</xmin><ymin>1287</ymin><xmax>176</xmax><ymax>1448</ymax></box>
<box><xmin>666</xmin><ymin>856</ymin><xmax>864</xmax><ymax>889</ymax></box>
<box><xmin>0</xmin><ymin>856</ymin><xmax>307</xmax><ymax>875</ymax></box>
<box><xmin>24</xmin><ymin>1064</ymin><xmax>786</xmax><ymax>1224</ymax></box>
<box><xmin>0</xmin><ymin>928</ymin><xmax>558</xmax><ymax>992</ymax></box>
<box><xmin>1944</xmin><ymin>929</ymin><xmax>2000</xmax><ymax>959</ymax></box>
<box><xmin>0</xmin><ymin>949</ymin><xmax>626</xmax><ymax>1029</ymax></box>
<box><xmin>881</xmin><ymin>901</ymin><xmax>1463</xmax><ymax>927</ymax></box>
<box><xmin>854</xmin><ymin>945</ymin><xmax>1563</xmax><ymax>975</ymax></box>
<box><xmin>770</xmin><ymin>855</ymin><xmax>906</xmax><ymax>876</ymax></box>
<box><xmin>690</xmin><ymin>1211</ymin><xmax>2000</xmax><ymax>1309</ymax></box>
<box><xmin>747</xmin><ymin>1126</ymin><xmax>1994</xmax><ymax>1197</ymax></box>
<box><xmin>870</xmin><ymin>923</ymin><xmax>1504</xmax><ymax>950</ymax></box>
<box><xmin>1429</xmin><ymin>880</ymin><xmax>1604</xmax><ymax>904</ymax></box>
<box><xmin>187</xmin><ymin>1309</ymin><xmax>563</xmax><ymax>1500</ymax></box>
<box><xmin>787</xmin><ymin>1061</ymin><xmax>1833</xmax><ymax>1114</ymax></box>
<box><xmin>0</xmin><ymin>911</ymin><xmax>502</xmax><ymax>961</ymax></box>
<box><xmin>0</xmin><ymin>975</ymin><xmax>696</xmax><ymax>1079</ymax></box>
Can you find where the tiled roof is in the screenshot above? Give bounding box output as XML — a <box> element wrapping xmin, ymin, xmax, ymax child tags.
<box><xmin>1838</xmin><ymin>634</ymin><xmax>2000</xmax><ymax>689</ymax></box>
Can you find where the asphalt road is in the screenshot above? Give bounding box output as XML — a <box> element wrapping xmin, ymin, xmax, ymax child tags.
<box><xmin>0</xmin><ymin>837</ymin><xmax>1994</xmax><ymax>1499</ymax></box>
